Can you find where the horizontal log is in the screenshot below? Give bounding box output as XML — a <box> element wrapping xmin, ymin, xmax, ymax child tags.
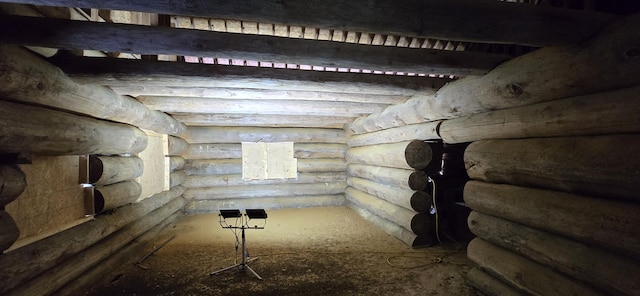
<box><xmin>111</xmin><ymin>86</ymin><xmax>409</xmax><ymax>104</ymax></box>
<box><xmin>345</xmin><ymin>187</ymin><xmax>433</xmax><ymax>235</ymax></box>
<box><xmin>0</xmin><ymin>186</ymin><xmax>184</xmax><ymax>294</ymax></box>
<box><xmin>464</xmin><ymin>181</ymin><xmax>640</xmax><ymax>260</ymax></box>
<box><xmin>0</xmin><ymin>210</ymin><xmax>19</xmax><ymax>252</ymax></box>
<box><xmin>348</xmin><ymin>121</ymin><xmax>441</xmax><ymax>144</ymax></box>
<box><xmin>0</xmin><ymin>100</ymin><xmax>147</xmax><ymax>155</ymax></box>
<box><xmin>186</xmin><ymin>195</ymin><xmax>345</xmax><ymax>214</ymax></box>
<box><xmin>183</xmin><ymin>172</ymin><xmax>346</xmax><ymax>188</ymax></box>
<box><xmin>347</xmin><ymin>163</ymin><xmax>428</xmax><ymax>191</ymax></box>
<box><xmin>6</xmin><ymin>0</ymin><xmax>618</xmax><ymax>46</ymax></box>
<box><xmin>439</xmin><ymin>86</ymin><xmax>640</xmax><ymax>143</ymax></box>
<box><xmin>54</xmin><ymin>56</ymin><xmax>445</xmax><ymax>96</ymax></box>
<box><xmin>468</xmin><ymin>238</ymin><xmax>602</xmax><ymax>296</ymax></box>
<box><xmin>185</xmin><ymin>159</ymin><xmax>243</xmax><ymax>175</ymax></box>
<box><xmin>186</xmin><ymin>158</ymin><xmax>347</xmax><ymax>175</ymax></box>
<box><xmin>88</xmin><ymin>155</ymin><xmax>143</xmax><ymax>186</ymax></box>
<box><xmin>348</xmin><ymin>14</ymin><xmax>640</xmax><ymax>133</ymax></box>
<box><xmin>431</xmin><ymin>14</ymin><xmax>640</xmax><ymax>119</ymax></box>
<box><xmin>169</xmin><ymin>156</ymin><xmax>184</xmax><ymax>171</ymax></box>
<box><xmin>167</xmin><ymin>136</ymin><xmax>187</xmax><ymax>156</ymax></box>
<box><xmin>169</xmin><ymin>171</ymin><xmax>186</xmax><ymax>188</ymax></box>
<box><xmin>0</xmin><ymin>45</ymin><xmax>184</xmax><ymax>135</ymax></box>
<box><xmin>465</xmin><ymin>267</ymin><xmax>524</xmax><ymax>296</ymax></box>
<box><xmin>465</xmin><ymin>134</ymin><xmax>640</xmax><ymax>202</ymax></box>
<box><xmin>297</xmin><ymin>158</ymin><xmax>346</xmax><ymax>173</ymax></box>
<box><xmin>346</xmin><ymin>140</ymin><xmax>432</xmax><ymax>170</ymax></box>
<box><xmin>9</xmin><ymin>195</ymin><xmax>186</xmax><ymax>296</ymax></box>
<box><xmin>0</xmin><ymin>15</ymin><xmax>508</xmax><ymax>76</ymax></box>
<box><xmin>183</xmin><ymin>143</ymin><xmax>346</xmax><ymax>159</ymax></box>
<box><xmin>0</xmin><ymin>164</ymin><xmax>26</xmax><ymax>206</ymax></box>
<box><xmin>347</xmin><ymin>177</ymin><xmax>430</xmax><ymax>213</ymax></box>
<box><xmin>183</xmin><ymin>127</ymin><xmax>347</xmax><ymax>144</ymax></box>
<box><xmin>94</xmin><ymin>180</ymin><xmax>142</xmax><ymax>213</ymax></box>
<box><xmin>54</xmin><ymin>212</ymin><xmax>181</xmax><ymax>296</ymax></box>
<box><xmin>184</xmin><ymin>182</ymin><xmax>346</xmax><ymax>200</ymax></box>
<box><xmin>347</xmin><ymin>201</ymin><xmax>433</xmax><ymax>248</ymax></box>
<box><xmin>469</xmin><ymin>211</ymin><xmax>640</xmax><ymax>296</ymax></box>
<box><xmin>173</xmin><ymin>113</ymin><xmax>352</xmax><ymax>129</ymax></box>
<box><xmin>141</xmin><ymin>96</ymin><xmax>388</xmax><ymax>117</ymax></box>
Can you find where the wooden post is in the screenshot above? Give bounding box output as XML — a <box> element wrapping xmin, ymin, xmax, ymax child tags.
<box><xmin>466</xmin><ymin>267</ymin><xmax>524</xmax><ymax>296</ymax></box>
<box><xmin>347</xmin><ymin>163</ymin><xmax>428</xmax><ymax>191</ymax></box>
<box><xmin>464</xmin><ymin>134</ymin><xmax>640</xmax><ymax>202</ymax></box>
<box><xmin>94</xmin><ymin>181</ymin><xmax>142</xmax><ymax>213</ymax></box>
<box><xmin>0</xmin><ymin>210</ymin><xmax>19</xmax><ymax>253</ymax></box>
<box><xmin>468</xmin><ymin>211</ymin><xmax>640</xmax><ymax>295</ymax></box>
<box><xmin>464</xmin><ymin>181</ymin><xmax>640</xmax><ymax>260</ymax></box>
<box><xmin>439</xmin><ymin>86</ymin><xmax>640</xmax><ymax>143</ymax></box>
<box><xmin>0</xmin><ymin>185</ymin><xmax>184</xmax><ymax>294</ymax></box>
<box><xmin>183</xmin><ymin>172</ymin><xmax>346</xmax><ymax>187</ymax></box>
<box><xmin>346</xmin><ymin>140</ymin><xmax>432</xmax><ymax>170</ymax></box>
<box><xmin>467</xmin><ymin>238</ymin><xmax>601</xmax><ymax>296</ymax></box>
<box><xmin>167</xmin><ymin>136</ymin><xmax>187</xmax><ymax>156</ymax></box>
<box><xmin>0</xmin><ymin>45</ymin><xmax>185</xmax><ymax>135</ymax></box>
<box><xmin>88</xmin><ymin>155</ymin><xmax>143</xmax><ymax>186</ymax></box>
<box><xmin>0</xmin><ymin>100</ymin><xmax>148</xmax><ymax>155</ymax></box>
<box><xmin>184</xmin><ymin>182</ymin><xmax>346</xmax><ymax>200</ymax></box>
<box><xmin>0</xmin><ymin>164</ymin><xmax>26</xmax><ymax>206</ymax></box>
<box><xmin>347</xmin><ymin>177</ymin><xmax>430</xmax><ymax>213</ymax></box>
<box><xmin>182</xmin><ymin>126</ymin><xmax>346</xmax><ymax>144</ymax></box>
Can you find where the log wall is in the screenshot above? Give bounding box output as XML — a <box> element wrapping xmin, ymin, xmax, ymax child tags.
<box><xmin>0</xmin><ymin>46</ymin><xmax>186</xmax><ymax>296</ymax></box>
<box><xmin>344</xmin><ymin>13</ymin><xmax>640</xmax><ymax>294</ymax></box>
<box><xmin>183</xmin><ymin>126</ymin><xmax>347</xmax><ymax>213</ymax></box>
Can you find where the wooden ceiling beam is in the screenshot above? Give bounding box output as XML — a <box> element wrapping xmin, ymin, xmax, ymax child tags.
<box><xmin>138</xmin><ymin>96</ymin><xmax>389</xmax><ymax>117</ymax></box>
<box><xmin>0</xmin><ymin>15</ymin><xmax>509</xmax><ymax>76</ymax></box>
<box><xmin>0</xmin><ymin>0</ymin><xmax>618</xmax><ymax>46</ymax></box>
<box><xmin>109</xmin><ymin>86</ymin><xmax>410</xmax><ymax>104</ymax></box>
<box><xmin>172</xmin><ymin>114</ymin><xmax>353</xmax><ymax>129</ymax></box>
<box><xmin>51</xmin><ymin>56</ymin><xmax>446</xmax><ymax>96</ymax></box>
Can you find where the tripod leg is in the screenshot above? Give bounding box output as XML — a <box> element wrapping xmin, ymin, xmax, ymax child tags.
<box><xmin>244</xmin><ymin>265</ymin><xmax>263</xmax><ymax>280</ymax></box>
<box><xmin>210</xmin><ymin>263</ymin><xmax>241</xmax><ymax>276</ymax></box>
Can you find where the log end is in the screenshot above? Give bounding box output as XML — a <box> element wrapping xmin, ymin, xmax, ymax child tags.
<box><xmin>404</xmin><ymin>140</ymin><xmax>433</xmax><ymax>170</ymax></box>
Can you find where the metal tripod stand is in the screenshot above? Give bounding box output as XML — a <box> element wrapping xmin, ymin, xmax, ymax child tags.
<box><xmin>210</xmin><ymin>209</ymin><xmax>267</xmax><ymax>280</ymax></box>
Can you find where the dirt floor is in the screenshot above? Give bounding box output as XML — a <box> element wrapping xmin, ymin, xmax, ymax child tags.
<box><xmin>87</xmin><ymin>206</ymin><xmax>478</xmax><ymax>295</ymax></box>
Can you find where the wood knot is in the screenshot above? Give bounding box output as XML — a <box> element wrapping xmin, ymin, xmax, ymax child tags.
<box><xmin>625</xmin><ymin>48</ymin><xmax>640</xmax><ymax>58</ymax></box>
<box><xmin>507</xmin><ymin>83</ymin><xmax>524</xmax><ymax>96</ymax></box>
<box><xmin>36</xmin><ymin>82</ymin><xmax>45</xmax><ymax>91</ymax></box>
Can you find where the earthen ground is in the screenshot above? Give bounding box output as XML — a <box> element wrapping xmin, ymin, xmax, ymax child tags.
<box><xmin>87</xmin><ymin>206</ymin><xmax>477</xmax><ymax>295</ymax></box>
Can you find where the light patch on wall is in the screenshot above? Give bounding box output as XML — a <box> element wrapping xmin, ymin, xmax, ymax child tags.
<box><xmin>242</xmin><ymin>142</ymin><xmax>297</xmax><ymax>180</ymax></box>
<box><xmin>136</xmin><ymin>130</ymin><xmax>169</xmax><ymax>200</ymax></box>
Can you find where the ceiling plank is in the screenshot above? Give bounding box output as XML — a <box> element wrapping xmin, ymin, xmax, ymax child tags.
<box><xmin>138</xmin><ymin>96</ymin><xmax>389</xmax><ymax>117</ymax></box>
<box><xmin>51</xmin><ymin>56</ymin><xmax>447</xmax><ymax>95</ymax></box>
<box><xmin>0</xmin><ymin>15</ymin><xmax>509</xmax><ymax>76</ymax></box>
<box><xmin>109</xmin><ymin>86</ymin><xmax>410</xmax><ymax>104</ymax></box>
<box><xmin>0</xmin><ymin>0</ymin><xmax>618</xmax><ymax>46</ymax></box>
<box><xmin>172</xmin><ymin>114</ymin><xmax>353</xmax><ymax>129</ymax></box>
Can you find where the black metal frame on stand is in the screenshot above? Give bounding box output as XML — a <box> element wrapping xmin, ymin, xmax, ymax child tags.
<box><xmin>210</xmin><ymin>209</ymin><xmax>267</xmax><ymax>280</ymax></box>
